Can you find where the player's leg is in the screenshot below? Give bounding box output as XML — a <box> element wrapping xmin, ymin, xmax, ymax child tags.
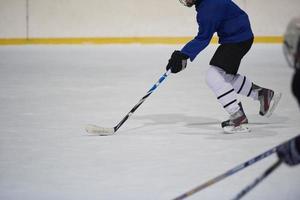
<box><xmin>208</xmin><ymin>38</ymin><xmax>254</xmax><ymax>133</ymax></box>
<box><xmin>207</xmin><ymin>38</ymin><xmax>253</xmax><ymax>133</ymax></box>
<box><xmin>206</xmin><ymin>66</ymin><xmax>248</xmax><ymax>132</ymax></box>
<box><xmin>222</xmin><ymin>73</ymin><xmax>257</xmax><ymax>100</ymax></box>
<box><xmin>224</xmin><ymin>73</ymin><xmax>281</xmax><ymax>117</ymax></box>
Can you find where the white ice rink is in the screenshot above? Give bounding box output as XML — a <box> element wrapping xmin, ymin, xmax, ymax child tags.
<box><xmin>0</xmin><ymin>44</ymin><xmax>299</xmax><ymax>200</ymax></box>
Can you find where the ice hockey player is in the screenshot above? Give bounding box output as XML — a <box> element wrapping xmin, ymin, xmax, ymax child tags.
<box><xmin>166</xmin><ymin>0</ymin><xmax>281</xmax><ymax>133</ymax></box>
<box><xmin>276</xmin><ymin>64</ymin><xmax>300</xmax><ymax>166</ymax></box>
<box><xmin>291</xmin><ymin>68</ymin><xmax>300</xmax><ymax>106</ymax></box>
<box><xmin>277</xmin><ymin>135</ymin><xmax>300</xmax><ymax>166</ymax></box>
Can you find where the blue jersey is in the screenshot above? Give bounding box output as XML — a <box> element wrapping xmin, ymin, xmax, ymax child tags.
<box><xmin>181</xmin><ymin>0</ymin><xmax>254</xmax><ymax>61</ymax></box>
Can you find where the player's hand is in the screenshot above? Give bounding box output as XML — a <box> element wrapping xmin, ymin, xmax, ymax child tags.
<box><xmin>277</xmin><ymin>136</ymin><xmax>300</xmax><ymax>166</ymax></box>
<box><xmin>166</xmin><ymin>50</ymin><xmax>189</xmax><ymax>73</ymax></box>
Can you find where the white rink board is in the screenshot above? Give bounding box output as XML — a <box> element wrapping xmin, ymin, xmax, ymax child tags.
<box><xmin>1</xmin><ymin>0</ymin><xmax>300</xmax><ymax>38</ymax></box>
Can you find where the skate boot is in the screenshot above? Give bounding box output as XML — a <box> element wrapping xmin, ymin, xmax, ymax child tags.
<box><xmin>221</xmin><ymin>102</ymin><xmax>248</xmax><ymax>128</ymax></box>
<box><xmin>258</xmin><ymin>87</ymin><xmax>274</xmax><ymax>116</ymax></box>
<box><xmin>222</xmin><ymin>105</ymin><xmax>250</xmax><ymax>134</ymax></box>
<box><xmin>255</xmin><ymin>85</ymin><xmax>282</xmax><ymax>117</ymax></box>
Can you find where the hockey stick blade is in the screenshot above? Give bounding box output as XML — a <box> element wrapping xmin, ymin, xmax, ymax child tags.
<box><xmin>85</xmin><ymin>124</ymin><xmax>115</xmax><ymax>136</ymax></box>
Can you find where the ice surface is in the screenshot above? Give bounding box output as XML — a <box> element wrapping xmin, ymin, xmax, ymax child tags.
<box><xmin>0</xmin><ymin>44</ymin><xmax>299</xmax><ymax>200</ymax></box>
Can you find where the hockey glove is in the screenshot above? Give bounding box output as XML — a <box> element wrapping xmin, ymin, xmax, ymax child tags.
<box><xmin>277</xmin><ymin>136</ymin><xmax>300</xmax><ymax>166</ymax></box>
<box><xmin>166</xmin><ymin>50</ymin><xmax>189</xmax><ymax>73</ymax></box>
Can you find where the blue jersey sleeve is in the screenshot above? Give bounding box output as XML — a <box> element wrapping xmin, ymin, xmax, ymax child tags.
<box><xmin>181</xmin><ymin>13</ymin><xmax>217</xmax><ymax>61</ymax></box>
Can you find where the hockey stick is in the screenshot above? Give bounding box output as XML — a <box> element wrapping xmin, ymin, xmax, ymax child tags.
<box><xmin>172</xmin><ymin>147</ymin><xmax>278</xmax><ymax>200</ymax></box>
<box><xmin>85</xmin><ymin>69</ymin><xmax>171</xmax><ymax>136</ymax></box>
<box><xmin>232</xmin><ymin>159</ymin><xmax>282</xmax><ymax>200</ymax></box>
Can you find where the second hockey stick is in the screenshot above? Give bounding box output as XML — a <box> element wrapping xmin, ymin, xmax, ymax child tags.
<box><xmin>172</xmin><ymin>146</ymin><xmax>278</xmax><ymax>200</ymax></box>
<box><xmin>232</xmin><ymin>159</ymin><xmax>282</xmax><ymax>200</ymax></box>
<box><xmin>172</xmin><ymin>135</ymin><xmax>299</xmax><ymax>200</ymax></box>
<box><xmin>85</xmin><ymin>70</ymin><xmax>171</xmax><ymax>136</ymax></box>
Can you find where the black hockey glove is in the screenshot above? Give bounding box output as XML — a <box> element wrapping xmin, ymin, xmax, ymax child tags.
<box><xmin>166</xmin><ymin>50</ymin><xmax>189</xmax><ymax>73</ymax></box>
<box><xmin>277</xmin><ymin>135</ymin><xmax>300</xmax><ymax>166</ymax></box>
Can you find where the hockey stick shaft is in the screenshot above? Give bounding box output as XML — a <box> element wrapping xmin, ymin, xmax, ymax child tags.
<box><xmin>173</xmin><ymin>147</ymin><xmax>278</xmax><ymax>200</ymax></box>
<box><xmin>173</xmin><ymin>135</ymin><xmax>300</xmax><ymax>200</ymax></box>
<box><xmin>113</xmin><ymin>70</ymin><xmax>171</xmax><ymax>132</ymax></box>
<box><xmin>232</xmin><ymin>159</ymin><xmax>282</xmax><ymax>200</ymax></box>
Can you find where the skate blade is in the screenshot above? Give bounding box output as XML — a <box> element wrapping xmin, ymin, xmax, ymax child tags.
<box><xmin>265</xmin><ymin>92</ymin><xmax>282</xmax><ymax>118</ymax></box>
<box><xmin>223</xmin><ymin>125</ymin><xmax>251</xmax><ymax>134</ymax></box>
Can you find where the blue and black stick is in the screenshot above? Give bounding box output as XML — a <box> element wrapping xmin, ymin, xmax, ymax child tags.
<box><xmin>86</xmin><ymin>70</ymin><xmax>171</xmax><ymax>135</ymax></box>
<box><xmin>173</xmin><ymin>146</ymin><xmax>278</xmax><ymax>200</ymax></box>
<box><xmin>173</xmin><ymin>135</ymin><xmax>300</xmax><ymax>200</ymax></box>
<box><xmin>232</xmin><ymin>159</ymin><xmax>282</xmax><ymax>200</ymax></box>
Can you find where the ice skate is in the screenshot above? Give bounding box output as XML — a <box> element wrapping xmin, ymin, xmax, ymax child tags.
<box><xmin>222</xmin><ymin>106</ymin><xmax>250</xmax><ymax>134</ymax></box>
<box><xmin>257</xmin><ymin>87</ymin><xmax>282</xmax><ymax>118</ymax></box>
<box><xmin>221</xmin><ymin>102</ymin><xmax>248</xmax><ymax>128</ymax></box>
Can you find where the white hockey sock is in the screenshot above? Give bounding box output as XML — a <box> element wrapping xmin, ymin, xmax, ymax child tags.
<box><xmin>206</xmin><ymin>66</ymin><xmax>240</xmax><ymax>115</ymax></box>
<box><xmin>223</xmin><ymin>73</ymin><xmax>258</xmax><ymax>100</ymax></box>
